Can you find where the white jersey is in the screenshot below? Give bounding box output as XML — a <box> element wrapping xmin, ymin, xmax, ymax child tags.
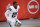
<box><xmin>10</xmin><ymin>5</ymin><xmax>20</xmax><ymax>12</ymax></box>
<box><xmin>5</xmin><ymin>5</ymin><xmax>21</xmax><ymax>26</ymax></box>
<box><xmin>5</xmin><ymin>5</ymin><xmax>20</xmax><ymax>19</ymax></box>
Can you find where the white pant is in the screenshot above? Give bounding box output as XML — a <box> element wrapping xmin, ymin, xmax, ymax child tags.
<box><xmin>7</xmin><ymin>17</ymin><xmax>21</xmax><ymax>27</ymax></box>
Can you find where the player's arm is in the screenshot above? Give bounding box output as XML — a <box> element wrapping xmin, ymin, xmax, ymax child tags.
<box><xmin>17</xmin><ymin>5</ymin><xmax>20</xmax><ymax>12</ymax></box>
<box><xmin>5</xmin><ymin>10</ymin><xmax>9</xmax><ymax>19</ymax></box>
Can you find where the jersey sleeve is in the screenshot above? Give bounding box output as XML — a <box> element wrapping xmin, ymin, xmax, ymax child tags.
<box><xmin>17</xmin><ymin>5</ymin><xmax>20</xmax><ymax>12</ymax></box>
<box><xmin>5</xmin><ymin>10</ymin><xmax>9</xmax><ymax>19</ymax></box>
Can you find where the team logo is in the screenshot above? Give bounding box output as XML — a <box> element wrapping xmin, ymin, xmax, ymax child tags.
<box><xmin>27</xmin><ymin>0</ymin><xmax>39</xmax><ymax>14</ymax></box>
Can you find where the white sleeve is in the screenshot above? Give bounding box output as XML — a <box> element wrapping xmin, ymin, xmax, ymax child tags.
<box><xmin>5</xmin><ymin>10</ymin><xmax>9</xmax><ymax>19</ymax></box>
<box><xmin>17</xmin><ymin>5</ymin><xmax>20</xmax><ymax>12</ymax></box>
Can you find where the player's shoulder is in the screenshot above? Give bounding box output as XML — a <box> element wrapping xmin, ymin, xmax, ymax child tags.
<box><xmin>10</xmin><ymin>6</ymin><xmax>14</xmax><ymax>9</ymax></box>
<box><xmin>10</xmin><ymin>6</ymin><xmax>13</xmax><ymax>8</ymax></box>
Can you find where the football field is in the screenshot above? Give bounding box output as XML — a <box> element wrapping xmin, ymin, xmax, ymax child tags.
<box><xmin>0</xmin><ymin>19</ymin><xmax>40</xmax><ymax>27</ymax></box>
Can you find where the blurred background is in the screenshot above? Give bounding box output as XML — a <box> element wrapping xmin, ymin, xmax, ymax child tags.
<box><xmin>0</xmin><ymin>0</ymin><xmax>40</xmax><ymax>27</ymax></box>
